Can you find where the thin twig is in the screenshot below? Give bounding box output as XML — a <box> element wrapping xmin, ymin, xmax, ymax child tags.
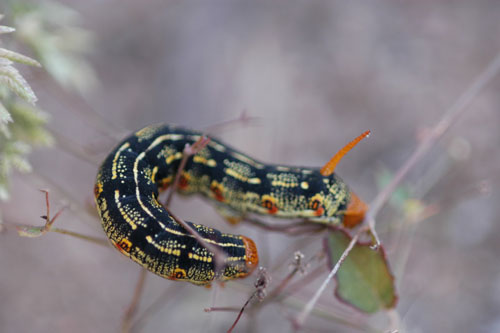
<box><xmin>227</xmin><ymin>291</ymin><xmax>258</xmax><ymax>333</ymax></box>
<box><xmin>164</xmin><ymin>136</ymin><xmax>211</xmax><ymax>207</ymax></box>
<box><xmin>204</xmin><ymin>109</ymin><xmax>261</xmax><ymax>134</ymax></box>
<box><xmin>279</xmin><ymin>264</ymin><xmax>327</xmax><ymax>301</ymax></box>
<box><xmin>50</xmin><ymin>129</ymin><xmax>102</xmax><ymax>165</ymax></box>
<box><xmin>366</xmin><ymin>51</ymin><xmax>500</xmax><ymax>247</ymax></box>
<box><xmin>130</xmin><ymin>283</ymin><xmax>182</xmax><ymax>332</ymax></box>
<box><xmin>262</xmin><ymin>251</ymin><xmax>312</xmax><ymax>304</ymax></box>
<box><xmin>2</xmin><ymin>190</ymin><xmax>108</xmax><ymax>245</ymax></box>
<box><xmin>226</xmin><ymin>268</ymin><xmax>270</xmax><ymax>333</ymax></box>
<box><xmin>50</xmin><ymin>228</ymin><xmax>108</xmax><ymax>246</ymax></box>
<box><xmin>284</xmin><ymin>296</ymin><xmax>382</xmax><ymax>333</ymax></box>
<box><xmin>165</xmin><ymin>207</ymin><xmax>228</xmax><ymax>273</ymax></box>
<box><xmin>43</xmin><ymin>77</ymin><xmax>127</xmax><ymax>140</ymax></box>
<box><xmin>204</xmin><ymin>306</ymin><xmax>240</xmax><ymax>313</ymax></box>
<box><xmin>26</xmin><ymin>172</ymin><xmax>102</xmax><ymax>230</ymax></box>
<box><xmin>242</xmin><ymin>217</ymin><xmax>327</xmax><ymax>235</ymax></box>
<box><xmin>122</xmin><ymin>268</ymin><xmax>148</xmax><ymax>333</ymax></box>
<box><xmin>160</xmin><ymin>136</ymin><xmax>228</xmax><ymax>272</ymax></box>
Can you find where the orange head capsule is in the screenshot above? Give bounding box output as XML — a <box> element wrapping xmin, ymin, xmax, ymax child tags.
<box><xmin>343</xmin><ymin>191</ymin><xmax>368</xmax><ymax>228</ymax></box>
<box><xmin>241</xmin><ymin>236</ymin><xmax>259</xmax><ymax>275</ymax></box>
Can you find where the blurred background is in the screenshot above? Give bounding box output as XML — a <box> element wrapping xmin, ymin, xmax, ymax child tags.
<box><xmin>1</xmin><ymin>1</ymin><xmax>500</xmax><ymax>332</ymax></box>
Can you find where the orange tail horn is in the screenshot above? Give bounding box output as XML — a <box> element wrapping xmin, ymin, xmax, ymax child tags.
<box><xmin>320</xmin><ymin>130</ymin><xmax>370</xmax><ymax>176</ymax></box>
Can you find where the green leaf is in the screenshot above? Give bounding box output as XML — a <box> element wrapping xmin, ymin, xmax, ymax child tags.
<box><xmin>324</xmin><ymin>228</ymin><xmax>397</xmax><ymax>313</ymax></box>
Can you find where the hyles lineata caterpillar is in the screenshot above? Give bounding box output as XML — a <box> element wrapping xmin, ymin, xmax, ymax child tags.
<box><xmin>94</xmin><ymin>124</ymin><xmax>367</xmax><ymax>285</ymax></box>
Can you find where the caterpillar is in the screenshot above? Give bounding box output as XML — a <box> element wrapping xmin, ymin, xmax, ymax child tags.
<box><xmin>94</xmin><ymin>124</ymin><xmax>368</xmax><ymax>285</ymax></box>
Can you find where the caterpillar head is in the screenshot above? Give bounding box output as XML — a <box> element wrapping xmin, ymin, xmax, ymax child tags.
<box><xmin>217</xmin><ymin>235</ymin><xmax>259</xmax><ymax>283</ymax></box>
<box><xmin>302</xmin><ymin>172</ymin><xmax>367</xmax><ymax>228</ymax></box>
<box><xmin>314</xmin><ymin>129</ymin><xmax>370</xmax><ymax>227</ymax></box>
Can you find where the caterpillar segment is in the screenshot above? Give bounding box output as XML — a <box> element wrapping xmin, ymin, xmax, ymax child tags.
<box><xmin>95</xmin><ymin>124</ymin><xmax>367</xmax><ymax>285</ymax></box>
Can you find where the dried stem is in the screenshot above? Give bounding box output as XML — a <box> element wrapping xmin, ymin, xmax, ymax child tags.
<box><xmin>226</xmin><ymin>291</ymin><xmax>258</xmax><ymax>333</ymax></box>
<box><xmin>50</xmin><ymin>129</ymin><xmax>102</xmax><ymax>165</ymax></box>
<box><xmin>43</xmin><ymin>78</ymin><xmax>127</xmax><ymax>140</ymax></box>
<box><xmin>242</xmin><ymin>217</ymin><xmax>326</xmax><ymax>235</ymax></box>
<box><xmin>280</xmin><ymin>265</ymin><xmax>327</xmax><ymax>300</ymax></box>
<box><xmin>130</xmin><ymin>283</ymin><xmax>182</xmax><ymax>332</ymax></box>
<box><xmin>164</xmin><ymin>207</ymin><xmax>228</xmax><ymax>274</ymax></box>
<box><xmin>204</xmin><ymin>306</ymin><xmax>240</xmax><ymax>313</ymax></box>
<box><xmin>6</xmin><ymin>190</ymin><xmax>64</xmax><ymax>238</ymax></box>
<box><xmin>50</xmin><ymin>227</ymin><xmax>108</xmax><ymax>246</ymax></box>
<box><xmin>227</xmin><ymin>268</ymin><xmax>270</xmax><ymax>333</ymax></box>
<box><xmin>204</xmin><ymin>109</ymin><xmax>260</xmax><ymax>134</ymax></box>
<box><xmin>164</xmin><ymin>136</ymin><xmax>211</xmax><ymax>207</ymax></box>
<box><xmin>262</xmin><ymin>251</ymin><xmax>316</xmax><ymax>304</ymax></box>
<box><xmin>122</xmin><ymin>268</ymin><xmax>147</xmax><ymax>333</ymax></box>
<box><xmin>163</xmin><ymin>136</ymin><xmax>231</xmax><ymax>273</ymax></box>
<box><xmin>1</xmin><ymin>189</ymin><xmax>108</xmax><ymax>246</ymax></box>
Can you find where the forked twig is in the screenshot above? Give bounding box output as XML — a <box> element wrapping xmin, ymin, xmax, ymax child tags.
<box><xmin>2</xmin><ymin>189</ymin><xmax>109</xmax><ymax>245</ymax></box>
<box><xmin>12</xmin><ymin>189</ymin><xmax>66</xmax><ymax>237</ymax></box>
<box><xmin>162</xmin><ymin>136</ymin><xmax>228</xmax><ymax>273</ymax></box>
<box><xmin>164</xmin><ymin>136</ymin><xmax>211</xmax><ymax>207</ymax></box>
<box><xmin>227</xmin><ymin>268</ymin><xmax>270</xmax><ymax>333</ymax></box>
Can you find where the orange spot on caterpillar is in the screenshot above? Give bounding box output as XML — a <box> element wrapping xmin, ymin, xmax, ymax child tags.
<box><xmin>311</xmin><ymin>200</ymin><xmax>320</xmax><ymax>210</ymax></box>
<box><xmin>178</xmin><ymin>173</ymin><xmax>189</xmax><ymax>190</ymax></box>
<box><xmin>343</xmin><ymin>191</ymin><xmax>368</xmax><ymax>228</ymax></box>
<box><xmin>210</xmin><ymin>182</ymin><xmax>225</xmax><ymax>202</ymax></box>
<box><xmin>320</xmin><ymin>130</ymin><xmax>370</xmax><ymax>176</ymax></box>
<box><xmin>172</xmin><ymin>268</ymin><xmax>187</xmax><ymax>280</ymax></box>
<box><xmin>93</xmin><ymin>183</ymin><xmax>102</xmax><ymax>198</ymax></box>
<box><xmin>314</xmin><ymin>206</ymin><xmax>324</xmax><ymax>217</ymax></box>
<box><xmin>262</xmin><ymin>196</ymin><xmax>278</xmax><ymax>214</ymax></box>
<box><xmin>309</xmin><ymin>195</ymin><xmax>324</xmax><ymax>216</ymax></box>
<box><xmin>115</xmin><ymin>239</ymin><xmax>132</xmax><ymax>253</ymax></box>
<box><xmin>160</xmin><ymin>182</ymin><xmax>170</xmax><ymax>191</ymax></box>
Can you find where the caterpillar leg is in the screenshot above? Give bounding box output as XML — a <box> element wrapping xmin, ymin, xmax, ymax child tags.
<box><xmin>214</xmin><ymin>204</ymin><xmax>245</xmax><ymax>225</ymax></box>
<box><xmin>11</xmin><ymin>190</ymin><xmax>107</xmax><ymax>246</ymax></box>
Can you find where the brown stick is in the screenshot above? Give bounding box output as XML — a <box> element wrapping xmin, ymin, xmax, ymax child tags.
<box><xmin>164</xmin><ymin>136</ymin><xmax>211</xmax><ymax>207</ymax></box>
<box><xmin>203</xmin><ymin>109</ymin><xmax>260</xmax><ymax>134</ymax></box>
<box><xmin>242</xmin><ymin>217</ymin><xmax>327</xmax><ymax>235</ymax></box>
<box><xmin>165</xmin><ymin>207</ymin><xmax>228</xmax><ymax>274</ymax></box>
<box><xmin>122</xmin><ymin>268</ymin><xmax>147</xmax><ymax>333</ymax></box>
